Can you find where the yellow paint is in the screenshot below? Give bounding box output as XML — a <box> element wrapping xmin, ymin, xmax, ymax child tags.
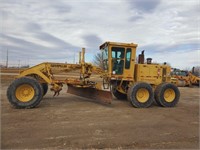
<box><xmin>14</xmin><ymin>42</ymin><xmax>175</xmax><ymax>100</ymax></box>
<box><xmin>136</xmin><ymin>88</ymin><xmax>149</xmax><ymax>103</ymax></box>
<box><xmin>15</xmin><ymin>84</ymin><xmax>34</xmax><ymax>102</ymax></box>
<box><xmin>104</xmin><ymin>42</ymin><xmax>137</xmax><ymax>80</ymax></box>
<box><xmin>164</xmin><ymin>88</ymin><xmax>175</xmax><ymax>102</ymax></box>
<box><xmin>100</xmin><ymin>41</ymin><xmax>172</xmax><ymax>87</ymax></box>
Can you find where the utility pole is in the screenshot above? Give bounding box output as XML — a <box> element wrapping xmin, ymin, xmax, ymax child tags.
<box><xmin>6</xmin><ymin>49</ymin><xmax>8</xmax><ymax>68</ymax></box>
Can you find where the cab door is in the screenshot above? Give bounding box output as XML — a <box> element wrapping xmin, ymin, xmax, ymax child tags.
<box><xmin>111</xmin><ymin>47</ymin><xmax>125</xmax><ymax>75</ymax></box>
<box><xmin>123</xmin><ymin>48</ymin><xmax>136</xmax><ymax>80</ymax></box>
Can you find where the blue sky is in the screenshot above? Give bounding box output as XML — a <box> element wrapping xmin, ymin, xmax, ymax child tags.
<box><xmin>0</xmin><ymin>0</ymin><xmax>199</xmax><ymax>69</ymax></box>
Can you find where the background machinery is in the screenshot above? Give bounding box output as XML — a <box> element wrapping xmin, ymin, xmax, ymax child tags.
<box><xmin>7</xmin><ymin>42</ymin><xmax>180</xmax><ymax>108</ymax></box>
<box><xmin>171</xmin><ymin>68</ymin><xmax>200</xmax><ymax>87</ymax></box>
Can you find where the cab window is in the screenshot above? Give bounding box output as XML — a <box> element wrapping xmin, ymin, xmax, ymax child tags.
<box><xmin>125</xmin><ymin>48</ymin><xmax>131</xmax><ymax>69</ymax></box>
<box><xmin>111</xmin><ymin>47</ymin><xmax>125</xmax><ymax>75</ymax></box>
<box><xmin>101</xmin><ymin>47</ymin><xmax>108</xmax><ymax>70</ymax></box>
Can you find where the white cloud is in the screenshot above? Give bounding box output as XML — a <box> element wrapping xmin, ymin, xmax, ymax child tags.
<box><xmin>149</xmin><ymin>49</ymin><xmax>200</xmax><ymax>69</ymax></box>
<box><xmin>0</xmin><ymin>0</ymin><xmax>199</xmax><ymax>69</ymax></box>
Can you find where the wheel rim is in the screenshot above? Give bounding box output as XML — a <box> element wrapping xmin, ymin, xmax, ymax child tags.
<box><xmin>15</xmin><ymin>84</ymin><xmax>34</xmax><ymax>102</ymax></box>
<box><xmin>136</xmin><ymin>88</ymin><xmax>149</xmax><ymax>103</ymax></box>
<box><xmin>164</xmin><ymin>88</ymin><xmax>175</xmax><ymax>102</ymax></box>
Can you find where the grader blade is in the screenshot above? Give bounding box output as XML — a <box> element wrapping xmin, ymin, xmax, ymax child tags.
<box><xmin>67</xmin><ymin>85</ymin><xmax>112</xmax><ymax>104</ymax></box>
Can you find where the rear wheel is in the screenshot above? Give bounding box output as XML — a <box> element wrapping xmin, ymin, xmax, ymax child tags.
<box><xmin>127</xmin><ymin>82</ymin><xmax>154</xmax><ymax>108</ymax></box>
<box><xmin>155</xmin><ymin>83</ymin><xmax>180</xmax><ymax>107</ymax></box>
<box><xmin>7</xmin><ymin>77</ymin><xmax>43</xmax><ymax>108</ymax></box>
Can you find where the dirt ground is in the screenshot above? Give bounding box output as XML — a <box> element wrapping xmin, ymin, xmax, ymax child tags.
<box><xmin>1</xmin><ymin>75</ymin><xmax>199</xmax><ymax>149</ymax></box>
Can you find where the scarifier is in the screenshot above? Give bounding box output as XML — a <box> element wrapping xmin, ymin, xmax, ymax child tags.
<box><xmin>7</xmin><ymin>42</ymin><xmax>180</xmax><ymax>108</ymax></box>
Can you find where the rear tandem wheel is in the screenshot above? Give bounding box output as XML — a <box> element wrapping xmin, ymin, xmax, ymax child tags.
<box><xmin>127</xmin><ymin>82</ymin><xmax>154</xmax><ymax>108</ymax></box>
<box><xmin>7</xmin><ymin>77</ymin><xmax>43</xmax><ymax>108</ymax></box>
<box><xmin>154</xmin><ymin>83</ymin><xmax>180</xmax><ymax>107</ymax></box>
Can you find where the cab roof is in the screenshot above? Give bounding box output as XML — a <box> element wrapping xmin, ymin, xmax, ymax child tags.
<box><xmin>100</xmin><ymin>41</ymin><xmax>138</xmax><ymax>49</ymax></box>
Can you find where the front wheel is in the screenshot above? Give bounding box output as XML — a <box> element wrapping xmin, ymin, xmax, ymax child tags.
<box><xmin>41</xmin><ymin>83</ymin><xmax>48</xmax><ymax>96</ymax></box>
<box><xmin>7</xmin><ymin>77</ymin><xmax>43</xmax><ymax>108</ymax></box>
<box><xmin>112</xmin><ymin>86</ymin><xmax>127</xmax><ymax>100</ymax></box>
<box><xmin>127</xmin><ymin>82</ymin><xmax>154</xmax><ymax>108</ymax></box>
<box><xmin>154</xmin><ymin>83</ymin><xmax>180</xmax><ymax>107</ymax></box>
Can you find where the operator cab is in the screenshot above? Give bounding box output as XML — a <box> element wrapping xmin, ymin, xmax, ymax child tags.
<box><xmin>100</xmin><ymin>42</ymin><xmax>137</xmax><ymax>78</ymax></box>
<box><xmin>171</xmin><ymin>69</ymin><xmax>189</xmax><ymax>76</ymax></box>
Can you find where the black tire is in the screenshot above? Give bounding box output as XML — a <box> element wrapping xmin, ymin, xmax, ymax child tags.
<box><xmin>127</xmin><ymin>82</ymin><xmax>154</xmax><ymax>108</ymax></box>
<box><xmin>155</xmin><ymin>83</ymin><xmax>180</xmax><ymax>107</ymax></box>
<box><xmin>154</xmin><ymin>83</ymin><xmax>164</xmax><ymax>106</ymax></box>
<box><xmin>41</xmin><ymin>83</ymin><xmax>48</xmax><ymax>96</ymax></box>
<box><xmin>112</xmin><ymin>86</ymin><xmax>127</xmax><ymax>100</ymax></box>
<box><xmin>7</xmin><ymin>77</ymin><xmax>43</xmax><ymax>109</ymax></box>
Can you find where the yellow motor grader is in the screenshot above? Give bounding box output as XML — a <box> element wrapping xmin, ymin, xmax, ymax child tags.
<box><xmin>7</xmin><ymin>42</ymin><xmax>180</xmax><ymax>108</ymax></box>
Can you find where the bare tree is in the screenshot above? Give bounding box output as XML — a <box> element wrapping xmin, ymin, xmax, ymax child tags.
<box><xmin>93</xmin><ymin>52</ymin><xmax>103</xmax><ymax>69</ymax></box>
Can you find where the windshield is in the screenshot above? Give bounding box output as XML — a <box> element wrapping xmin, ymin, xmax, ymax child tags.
<box><xmin>101</xmin><ymin>47</ymin><xmax>108</xmax><ymax>70</ymax></box>
<box><xmin>112</xmin><ymin>47</ymin><xmax>125</xmax><ymax>75</ymax></box>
